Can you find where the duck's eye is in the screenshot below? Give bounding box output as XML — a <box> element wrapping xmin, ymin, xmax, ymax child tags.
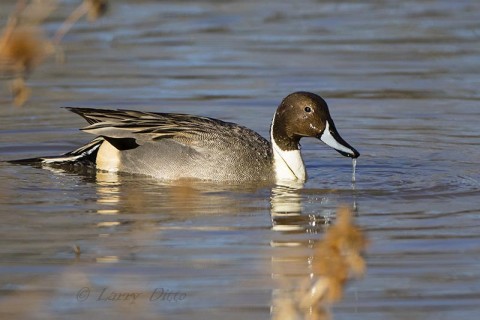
<box><xmin>304</xmin><ymin>106</ymin><xmax>311</xmax><ymax>113</ymax></box>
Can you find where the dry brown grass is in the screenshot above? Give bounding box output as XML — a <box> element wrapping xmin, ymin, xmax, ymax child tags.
<box><xmin>0</xmin><ymin>24</ymin><xmax>52</xmax><ymax>105</ymax></box>
<box><xmin>0</xmin><ymin>0</ymin><xmax>108</xmax><ymax>106</ymax></box>
<box><xmin>53</xmin><ymin>0</ymin><xmax>108</xmax><ymax>44</ymax></box>
<box><xmin>274</xmin><ymin>206</ymin><xmax>368</xmax><ymax>320</ymax></box>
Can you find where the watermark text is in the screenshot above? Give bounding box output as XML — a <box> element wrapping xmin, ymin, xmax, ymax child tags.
<box><xmin>76</xmin><ymin>287</ymin><xmax>187</xmax><ymax>304</ymax></box>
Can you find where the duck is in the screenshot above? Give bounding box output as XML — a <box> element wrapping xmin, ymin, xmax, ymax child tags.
<box><xmin>11</xmin><ymin>92</ymin><xmax>359</xmax><ymax>182</ymax></box>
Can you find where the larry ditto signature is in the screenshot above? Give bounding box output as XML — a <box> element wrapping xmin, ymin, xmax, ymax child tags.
<box><xmin>76</xmin><ymin>287</ymin><xmax>187</xmax><ymax>304</ymax></box>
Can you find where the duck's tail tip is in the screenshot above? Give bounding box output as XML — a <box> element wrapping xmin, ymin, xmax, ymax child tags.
<box><xmin>7</xmin><ymin>137</ymin><xmax>104</xmax><ymax>167</ymax></box>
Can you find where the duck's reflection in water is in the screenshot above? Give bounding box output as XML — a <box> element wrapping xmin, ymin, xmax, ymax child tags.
<box><xmin>270</xmin><ymin>182</ymin><xmax>332</xmax><ymax>234</ymax></box>
<box><xmin>269</xmin><ymin>183</ymin><xmax>367</xmax><ymax>320</ymax></box>
<box><xmin>46</xmin><ymin>167</ymin><xmax>365</xmax><ymax>319</ymax></box>
<box><xmin>95</xmin><ymin>172</ymin><xmax>121</xmax><ymax>216</ymax></box>
<box><xmin>93</xmin><ymin>170</ymin><xmax>272</xmax><ymax>217</ymax></box>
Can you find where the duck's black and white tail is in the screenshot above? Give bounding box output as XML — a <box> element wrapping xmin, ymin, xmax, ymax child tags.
<box><xmin>9</xmin><ymin>137</ymin><xmax>104</xmax><ymax>166</ymax></box>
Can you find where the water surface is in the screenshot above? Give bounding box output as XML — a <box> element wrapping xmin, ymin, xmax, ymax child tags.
<box><xmin>1</xmin><ymin>0</ymin><xmax>480</xmax><ymax>319</ymax></box>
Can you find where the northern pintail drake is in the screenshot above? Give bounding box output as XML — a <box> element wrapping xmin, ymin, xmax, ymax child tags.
<box><xmin>12</xmin><ymin>92</ymin><xmax>359</xmax><ymax>182</ymax></box>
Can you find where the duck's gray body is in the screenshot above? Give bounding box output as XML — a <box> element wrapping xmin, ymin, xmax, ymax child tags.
<box><xmin>87</xmin><ymin>110</ymin><xmax>275</xmax><ymax>181</ymax></box>
<box><xmin>11</xmin><ymin>92</ymin><xmax>360</xmax><ymax>182</ymax></box>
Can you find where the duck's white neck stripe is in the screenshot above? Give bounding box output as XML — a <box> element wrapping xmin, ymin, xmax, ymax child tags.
<box><xmin>270</xmin><ymin>114</ymin><xmax>306</xmax><ymax>181</ymax></box>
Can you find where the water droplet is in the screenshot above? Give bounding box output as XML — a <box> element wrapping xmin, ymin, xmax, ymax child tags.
<box><xmin>352</xmin><ymin>158</ymin><xmax>357</xmax><ymax>183</ymax></box>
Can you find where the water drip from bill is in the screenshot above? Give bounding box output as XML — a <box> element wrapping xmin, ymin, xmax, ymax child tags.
<box><xmin>351</xmin><ymin>158</ymin><xmax>357</xmax><ymax>211</ymax></box>
<box><xmin>352</xmin><ymin>158</ymin><xmax>357</xmax><ymax>183</ymax></box>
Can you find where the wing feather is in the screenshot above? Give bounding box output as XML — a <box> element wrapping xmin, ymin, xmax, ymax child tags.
<box><xmin>66</xmin><ymin>107</ymin><xmax>236</xmax><ymax>143</ymax></box>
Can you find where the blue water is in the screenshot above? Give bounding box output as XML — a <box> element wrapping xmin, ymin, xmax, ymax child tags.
<box><xmin>1</xmin><ymin>1</ymin><xmax>480</xmax><ymax>319</ymax></box>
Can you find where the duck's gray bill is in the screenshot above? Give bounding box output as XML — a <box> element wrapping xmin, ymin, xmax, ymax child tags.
<box><xmin>320</xmin><ymin>122</ymin><xmax>360</xmax><ymax>158</ymax></box>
